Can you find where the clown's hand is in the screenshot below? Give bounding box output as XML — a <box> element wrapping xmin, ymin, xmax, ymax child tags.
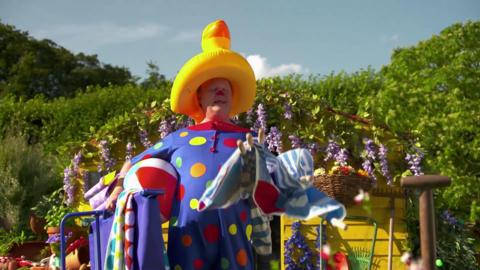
<box><xmin>237</xmin><ymin>128</ymin><xmax>265</xmax><ymax>154</ymax></box>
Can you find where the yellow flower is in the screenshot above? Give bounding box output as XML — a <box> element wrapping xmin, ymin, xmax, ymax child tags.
<box><xmin>357</xmin><ymin>169</ymin><xmax>369</xmax><ymax>177</ymax></box>
<box><xmin>314</xmin><ymin>168</ymin><xmax>326</xmax><ymax>176</ymax></box>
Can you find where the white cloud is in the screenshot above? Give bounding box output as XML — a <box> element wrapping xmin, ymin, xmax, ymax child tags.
<box><xmin>169</xmin><ymin>29</ymin><xmax>201</xmax><ymax>43</ymax></box>
<box><xmin>31</xmin><ymin>22</ymin><xmax>168</xmax><ymax>52</ymax></box>
<box><xmin>246</xmin><ymin>54</ymin><xmax>308</xmax><ymax>79</ymax></box>
<box><xmin>381</xmin><ymin>34</ymin><xmax>400</xmax><ymax>44</ymax></box>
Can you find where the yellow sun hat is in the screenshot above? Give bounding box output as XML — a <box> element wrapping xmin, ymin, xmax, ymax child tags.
<box><xmin>170</xmin><ymin>20</ymin><xmax>257</xmax><ymax>123</ymax></box>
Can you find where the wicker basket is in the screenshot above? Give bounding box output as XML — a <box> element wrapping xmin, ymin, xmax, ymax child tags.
<box><xmin>312</xmin><ymin>174</ymin><xmax>374</xmax><ymax>206</ymax></box>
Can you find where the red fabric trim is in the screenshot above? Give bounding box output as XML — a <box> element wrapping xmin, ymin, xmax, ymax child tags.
<box><xmin>187</xmin><ymin>121</ymin><xmax>251</xmax><ymax>133</ymax></box>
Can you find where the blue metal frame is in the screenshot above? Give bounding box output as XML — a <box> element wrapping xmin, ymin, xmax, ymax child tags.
<box><xmin>59</xmin><ymin>189</ymin><xmax>164</xmax><ymax>270</ymax></box>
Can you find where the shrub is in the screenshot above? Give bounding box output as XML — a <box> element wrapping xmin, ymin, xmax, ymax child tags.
<box><xmin>0</xmin><ymin>133</ymin><xmax>59</xmax><ymax>229</ymax></box>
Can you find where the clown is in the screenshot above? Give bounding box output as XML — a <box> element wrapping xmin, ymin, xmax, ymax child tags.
<box><xmin>107</xmin><ymin>20</ymin><xmax>257</xmax><ymax>270</ymax></box>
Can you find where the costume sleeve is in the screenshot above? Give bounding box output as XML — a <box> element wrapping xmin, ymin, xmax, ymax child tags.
<box><xmin>131</xmin><ymin>133</ymin><xmax>174</xmax><ymax>165</ymax></box>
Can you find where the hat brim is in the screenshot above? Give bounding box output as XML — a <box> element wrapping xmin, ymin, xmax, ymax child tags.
<box><xmin>171</xmin><ymin>49</ymin><xmax>256</xmax><ymax>123</ymax></box>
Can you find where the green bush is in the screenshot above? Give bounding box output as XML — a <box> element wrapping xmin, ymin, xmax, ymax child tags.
<box><xmin>0</xmin><ymin>133</ymin><xmax>59</xmax><ymax>229</ymax></box>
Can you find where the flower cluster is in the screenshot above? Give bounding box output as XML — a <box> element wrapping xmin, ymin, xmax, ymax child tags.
<box><xmin>138</xmin><ymin>128</ymin><xmax>153</xmax><ymax>148</ymax></box>
<box><xmin>441</xmin><ymin>210</ymin><xmax>459</xmax><ymax>227</ymax></box>
<box><xmin>158</xmin><ymin>116</ymin><xmax>176</xmax><ymax>139</ymax></box>
<box><xmin>324</xmin><ymin>140</ymin><xmax>340</xmax><ymax>162</ymax></box>
<box><xmin>405</xmin><ymin>149</ymin><xmax>424</xmax><ymax>175</ymax></box>
<box><xmin>254</xmin><ymin>103</ymin><xmax>267</xmax><ymax>132</ymax></box>
<box><xmin>324</xmin><ymin>140</ymin><xmax>349</xmax><ymax>166</ymax></box>
<box><xmin>362</xmin><ymin>139</ymin><xmax>377</xmax><ymax>184</ymax></box>
<box><xmin>378</xmin><ymin>144</ymin><xmax>392</xmax><ymax>185</ymax></box>
<box><xmin>98</xmin><ymin>140</ymin><xmax>116</xmax><ymax>174</ymax></box>
<box><xmin>288</xmin><ymin>135</ymin><xmax>304</xmax><ymax>149</ymax></box>
<box><xmin>284</xmin><ymin>221</ymin><xmax>316</xmax><ymax>270</ymax></box>
<box><xmin>266</xmin><ymin>126</ymin><xmax>283</xmax><ymax>153</ymax></box>
<box><xmin>326</xmin><ymin>165</ymin><xmax>368</xmax><ymax>178</ymax></box>
<box><xmin>46</xmin><ymin>232</ymin><xmax>72</xmax><ymax>244</ymax></box>
<box><xmin>63</xmin><ymin>166</ymin><xmax>75</xmax><ymax>206</ymax></box>
<box><xmin>63</xmin><ymin>151</ymin><xmax>83</xmax><ymax>206</ymax></box>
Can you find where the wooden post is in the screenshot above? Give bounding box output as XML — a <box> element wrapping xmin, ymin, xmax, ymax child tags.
<box><xmin>401</xmin><ymin>175</ymin><xmax>451</xmax><ymax>270</ymax></box>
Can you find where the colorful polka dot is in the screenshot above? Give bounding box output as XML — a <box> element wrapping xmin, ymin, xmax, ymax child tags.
<box><xmin>153</xmin><ymin>142</ymin><xmax>163</xmax><ymax>149</ymax></box>
<box><xmin>236</xmin><ymin>249</ymin><xmax>248</xmax><ymax>267</ymax></box>
<box><xmin>189</xmin><ymin>136</ymin><xmax>207</xmax><ymax>146</ymax></box>
<box><xmin>228</xmin><ymin>224</ymin><xmax>237</xmax><ymax>235</ymax></box>
<box><xmin>221</xmin><ymin>257</ymin><xmax>230</xmax><ymax>269</ymax></box>
<box><xmin>205</xmin><ymin>180</ymin><xmax>213</xmax><ymax>189</ymax></box>
<box><xmin>203</xmin><ymin>224</ymin><xmax>220</xmax><ymax>243</ymax></box>
<box><xmin>181</xmin><ymin>235</ymin><xmax>192</xmax><ymax>247</ymax></box>
<box><xmin>180</xmin><ymin>132</ymin><xmax>189</xmax><ymax>137</ymax></box>
<box><xmin>240</xmin><ymin>210</ymin><xmax>248</xmax><ymax>223</ymax></box>
<box><xmin>246</xmin><ymin>224</ymin><xmax>252</xmax><ymax>240</ymax></box>
<box><xmin>223</xmin><ymin>138</ymin><xmax>238</xmax><ymax>148</ymax></box>
<box><xmin>190</xmin><ymin>162</ymin><xmax>206</xmax><ymax>178</ymax></box>
<box><xmin>174</xmin><ymin>265</ymin><xmax>182</xmax><ymax>270</ymax></box>
<box><xmin>190</xmin><ymin>198</ymin><xmax>199</xmax><ymax>210</ymax></box>
<box><xmin>175</xmin><ymin>157</ymin><xmax>182</xmax><ymax>168</ymax></box>
<box><xmin>193</xmin><ymin>258</ymin><xmax>203</xmax><ymax>269</ymax></box>
<box><xmin>177</xmin><ymin>184</ymin><xmax>185</xmax><ymax>200</ymax></box>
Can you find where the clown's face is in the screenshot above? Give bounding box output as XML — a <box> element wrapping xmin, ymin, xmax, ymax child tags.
<box><xmin>198</xmin><ymin>78</ymin><xmax>232</xmax><ymax>122</ymax></box>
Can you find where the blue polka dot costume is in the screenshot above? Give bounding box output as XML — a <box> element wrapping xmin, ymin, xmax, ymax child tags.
<box><xmin>131</xmin><ymin>121</ymin><xmax>254</xmax><ymax>270</ymax></box>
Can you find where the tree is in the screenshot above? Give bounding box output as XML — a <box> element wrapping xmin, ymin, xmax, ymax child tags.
<box><xmin>141</xmin><ymin>61</ymin><xmax>167</xmax><ymax>90</ymax></box>
<box><xmin>0</xmin><ymin>22</ymin><xmax>134</xmax><ymax>99</ymax></box>
<box><xmin>367</xmin><ymin>21</ymin><xmax>480</xmax><ymax>216</ymax></box>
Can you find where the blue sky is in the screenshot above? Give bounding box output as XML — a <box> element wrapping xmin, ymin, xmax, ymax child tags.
<box><xmin>1</xmin><ymin>0</ymin><xmax>479</xmax><ymax>79</ymax></box>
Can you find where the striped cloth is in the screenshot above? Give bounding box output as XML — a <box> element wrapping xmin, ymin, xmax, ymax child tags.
<box><xmin>104</xmin><ymin>190</ymin><xmax>137</xmax><ymax>270</ymax></box>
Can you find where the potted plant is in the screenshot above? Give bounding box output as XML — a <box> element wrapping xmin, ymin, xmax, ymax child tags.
<box><xmin>30</xmin><ymin>195</ymin><xmax>52</xmax><ymax>235</ymax></box>
<box><xmin>42</xmin><ymin>189</ymin><xmax>75</xmax><ymax>236</ymax></box>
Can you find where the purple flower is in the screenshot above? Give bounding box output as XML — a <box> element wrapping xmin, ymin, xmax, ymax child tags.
<box><xmin>288</xmin><ymin>135</ymin><xmax>304</xmax><ymax>149</ymax></box>
<box><xmin>324</xmin><ymin>140</ymin><xmax>340</xmax><ymax>162</ymax></box>
<box><xmin>72</xmin><ymin>152</ymin><xmax>82</xmax><ymax>175</ymax></box>
<box><xmin>99</xmin><ymin>140</ymin><xmax>116</xmax><ymax>173</ymax></box>
<box><xmin>364</xmin><ymin>139</ymin><xmax>376</xmax><ymax>160</ymax></box>
<box><xmin>324</xmin><ymin>139</ymin><xmax>349</xmax><ymax>166</ymax></box>
<box><xmin>284</xmin><ymin>221</ymin><xmax>317</xmax><ymax>270</ymax></box>
<box><xmin>46</xmin><ymin>232</ymin><xmax>73</xmax><ymax>244</ymax></box>
<box><xmin>266</xmin><ymin>126</ymin><xmax>283</xmax><ymax>153</ymax></box>
<box><xmin>362</xmin><ymin>139</ymin><xmax>377</xmax><ymax>184</ymax></box>
<box><xmin>336</xmin><ymin>148</ymin><xmax>349</xmax><ymax>166</ymax></box>
<box><xmin>63</xmin><ymin>166</ymin><xmax>75</xmax><ymax>206</ymax></box>
<box><xmin>378</xmin><ymin>144</ymin><xmax>392</xmax><ymax>185</ymax></box>
<box><xmin>46</xmin><ymin>233</ymin><xmax>60</xmax><ymax>244</ymax></box>
<box><xmin>405</xmin><ymin>149</ymin><xmax>424</xmax><ymax>176</ymax></box>
<box><xmin>254</xmin><ymin>103</ymin><xmax>267</xmax><ymax>132</ymax></box>
<box><xmin>441</xmin><ymin>210</ymin><xmax>458</xmax><ymax>227</ymax></box>
<box><xmin>284</xmin><ymin>103</ymin><xmax>293</xmax><ymax>120</ymax></box>
<box><xmin>158</xmin><ymin>116</ymin><xmax>175</xmax><ymax>139</ymax></box>
<box><xmin>138</xmin><ymin>129</ymin><xmax>153</xmax><ymax>148</ymax></box>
